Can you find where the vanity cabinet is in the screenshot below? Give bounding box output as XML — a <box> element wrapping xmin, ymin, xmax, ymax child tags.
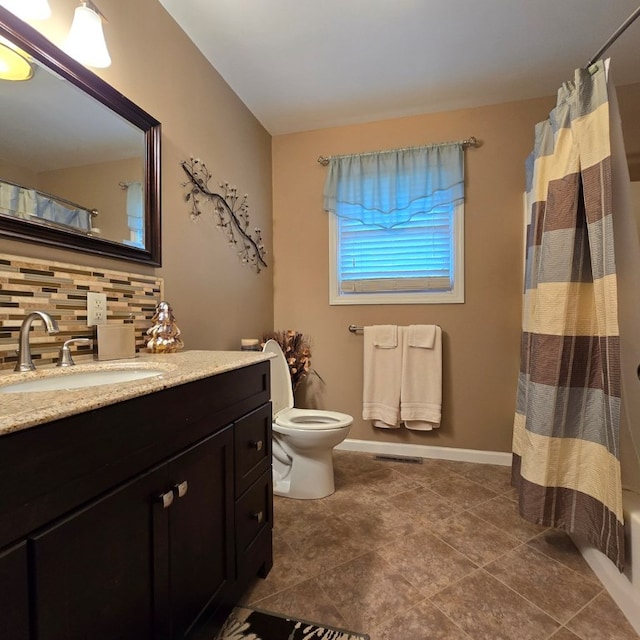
<box><xmin>30</xmin><ymin>461</ymin><xmax>168</xmax><ymax>639</ymax></box>
<box><xmin>0</xmin><ymin>541</ymin><xmax>29</xmax><ymax>640</ymax></box>
<box><xmin>0</xmin><ymin>360</ymin><xmax>272</xmax><ymax>640</ymax></box>
<box><xmin>233</xmin><ymin>404</ymin><xmax>273</xmax><ymax>585</ymax></box>
<box><xmin>164</xmin><ymin>428</ymin><xmax>235</xmax><ymax>639</ymax></box>
<box><xmin>30</xmin><ymin>428</ymin><xmax>234</xmax><ymax>640</ymax></box>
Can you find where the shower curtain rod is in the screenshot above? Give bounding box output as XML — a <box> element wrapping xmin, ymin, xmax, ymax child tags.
<box><xmin>317</xmin><ymin>136</ymin><xmax>479</xmax><ymax>166</ymax></box>
<box><xmin>587</xmin><ymin>5</ymin><xmax>640</xmax><ymax>67</ymax></box>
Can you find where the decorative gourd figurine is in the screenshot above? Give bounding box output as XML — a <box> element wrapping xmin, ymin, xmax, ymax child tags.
<box><xmin>146</xmin><ymin>301</ymin><xmax>184</xmax><ymax>353</ymax></box>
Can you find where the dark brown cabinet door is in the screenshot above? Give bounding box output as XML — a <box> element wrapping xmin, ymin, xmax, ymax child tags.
<box><xmin>30</xmin><ymin>465</ymin><xmax>165</xmax><ymax>640</ymax></box>
<box><xmin>28</xmin><ymin>425</ymin><xmax>236</xmax><ymax>640</ymax></box>
<box><xmin>168</xmin><ymin>426</ymin><xmax>234</xmax><ymax>639</ymax></box>
<box><xmin>0</xmin><ymin>541</ymin><xmax>29</xmax><ymax>640</ymax></box>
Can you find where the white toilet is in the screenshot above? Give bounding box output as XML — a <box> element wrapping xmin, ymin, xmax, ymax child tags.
<box><xmin>263</xmin><ymin>339</ymin><xmax>353</xmax><ymax>499</ymax></box>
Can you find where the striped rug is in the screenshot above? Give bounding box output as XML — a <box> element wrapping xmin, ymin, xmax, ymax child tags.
<box><xmin>215</xmin><ymin>607</ymin><xmax>369</xmax><ymax>640</ymax></box>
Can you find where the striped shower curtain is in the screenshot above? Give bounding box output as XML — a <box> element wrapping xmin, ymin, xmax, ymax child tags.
<box><xmin>512</xmin><ymin>61</ymin><xmax>625</xmax><ymax>570</ymax></box>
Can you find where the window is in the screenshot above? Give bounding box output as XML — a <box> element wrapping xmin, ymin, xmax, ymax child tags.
<box><xmin>122</xmin><ymin>181</ymin><xmax>145</xmax><ymax>248</ymax></box>
<box><xmin>330</xmin><ymin>202</ymin><xmax>463</xmax><ymax>304</ymax></box>
<box><xmin>325</xmin><ymin>144</ymin><xmax>465</xmax><ymax>305</ymax></box>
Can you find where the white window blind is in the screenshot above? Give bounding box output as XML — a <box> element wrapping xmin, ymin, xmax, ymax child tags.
<box><xmin>338</xmin><ymin>204</ymin><xmax>455</xmax><ymax>293</ymax></box>
<box><xmin>331</xmin><ymin>202</ymin><xmax>463</xmax><ymax>304</ymax></box>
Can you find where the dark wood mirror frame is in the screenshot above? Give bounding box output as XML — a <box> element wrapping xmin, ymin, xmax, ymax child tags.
<box><xmin>0</xmin><ymin>7</ymin><xmax>161</xmax><ymax>266</ymax></box>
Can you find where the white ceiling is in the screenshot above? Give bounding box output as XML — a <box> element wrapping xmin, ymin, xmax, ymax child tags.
<box><xmin>158</xmin><ymin>0</ymin><xmax>640</xmax><ymax>136</ymax></box>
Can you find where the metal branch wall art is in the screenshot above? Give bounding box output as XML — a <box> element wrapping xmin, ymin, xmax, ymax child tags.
<box><xmin>181</xmin><ymin>157</ymin><xmax>267</xmax><ymax>272</ymax></box>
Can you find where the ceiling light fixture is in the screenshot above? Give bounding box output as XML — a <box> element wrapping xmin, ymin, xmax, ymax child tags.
<box><xmin>64</xmin><ymin>1</ymin><xmax>111</xmax><ymax>69</ymax></box>
<box><xmin>0</xmin><ymin>39</ymin><xmax>33</xmax><ymax>81</ymax></box>
<box><xmin>0</xmin><ymin>0</ymin><xmax>52</xmax><ymax>20</ymax></box>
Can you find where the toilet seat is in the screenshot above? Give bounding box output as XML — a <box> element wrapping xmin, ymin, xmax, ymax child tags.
<box><xmin>263</xmin><ymin>339</ymin><xmax>353</xmax><ymax>431</ymax></box>
<box><xmin>275</xmin><ymin>407</ymin><xmax>352</xmax><ymax>430</ymax></box>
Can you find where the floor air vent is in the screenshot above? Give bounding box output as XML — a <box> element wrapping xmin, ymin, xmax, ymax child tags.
<box><xmin>373</xmin><ymin>454</ymin><xmax>423</xmax><ymax>464</ymax></box>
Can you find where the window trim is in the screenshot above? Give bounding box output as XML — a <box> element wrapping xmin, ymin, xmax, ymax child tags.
<box><xmin>328</xmin><ymin>201</ymin><xmax>465</xmax><ymax>306</ymax></box>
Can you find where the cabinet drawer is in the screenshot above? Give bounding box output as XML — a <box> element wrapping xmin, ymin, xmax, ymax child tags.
<box><xmin>234</xmin><ymin>404</ymin><xmax>271</xmax><ymax>497</ymax></box>
<box><xmin>234</xmin><ymin>469</ymin><xmax>272</xmax><ymax>555</ymax></box>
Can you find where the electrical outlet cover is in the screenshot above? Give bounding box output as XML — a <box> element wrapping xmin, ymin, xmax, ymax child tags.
<box><xmin>87</xmin><ymin>292</ymin><xmax>107</xmax><ymax>326</ymax></box>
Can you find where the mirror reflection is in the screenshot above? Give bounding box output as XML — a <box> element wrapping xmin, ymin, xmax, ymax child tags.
<box><xmin>0</xmin><ymin>8</ymin><xmax>161</xmax><ymax>265</ymax></box>
<box><xmin>0</xmin><ymin>59</ymin><xmax>145</xmax><ymax>247</ymax></box>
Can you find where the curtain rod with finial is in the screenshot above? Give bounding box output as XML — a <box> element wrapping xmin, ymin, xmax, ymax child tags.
<box><xmin>317</xmin><ymin>136</ymin><xmax>480</xmax><ymax>166</ymax></box>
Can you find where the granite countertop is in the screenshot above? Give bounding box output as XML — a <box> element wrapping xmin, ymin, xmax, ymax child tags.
<box><xmin>0</xmin><ymin>350</ymin><xmax>272</xmax><ymax>437</ymax></box>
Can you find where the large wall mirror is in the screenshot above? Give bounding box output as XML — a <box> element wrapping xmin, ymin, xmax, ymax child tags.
<box><xmin>0</xmin><ymin>8</ymin><xmax>161</xmax><ymax>266</ymax></box>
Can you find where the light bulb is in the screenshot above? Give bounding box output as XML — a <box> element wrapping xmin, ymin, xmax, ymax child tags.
<box><xmin>0</xmin><ymin>40</ymin><xmax>33</xmax><ymax>81</ymax></box>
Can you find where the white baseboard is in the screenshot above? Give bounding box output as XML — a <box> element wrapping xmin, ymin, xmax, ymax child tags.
<box><xmin>336</xmin><ymin>438</ymin><xmax>512</xmax><ymax>466</ymax></box>
<box><xmin>571</xmin><ymin>535</ymin><xmax>640</xmax><ymax>635</ymax></box>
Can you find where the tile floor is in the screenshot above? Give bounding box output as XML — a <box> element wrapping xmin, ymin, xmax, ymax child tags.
<box><xmin>239</xmin><ymin>450</ymin><xmax>639</xmax><ymax>640</ymax></box>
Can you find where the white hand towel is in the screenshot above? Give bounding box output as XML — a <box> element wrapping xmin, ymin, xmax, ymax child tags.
<box><xmin>407</xmin><ymin>324</ymin><xmax>436</xmax><ymax>349</ymax></box>
<box><xmin>362</xmin><ymin>325</ymin><xmax>402</xmax><ymax>428</ymax></box>
<box><xmin>372</xmin><ymin>324</ymin><xmax>398</xmax><ymax>348</ymax></box>
<box><xmin>401</xmin><ymin>325</ymin><xmax>442</xmax><ymax>430</ymax></box>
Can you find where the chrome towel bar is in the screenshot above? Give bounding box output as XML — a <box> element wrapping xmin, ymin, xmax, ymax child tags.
<box><xmin>348</xmin><ymin>324</ymin><xmax>440</xmax><ymax>334</ymax></box>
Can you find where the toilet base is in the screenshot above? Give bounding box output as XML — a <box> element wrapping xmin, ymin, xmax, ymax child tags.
<box><xmin>272</xmin><ymin>445</ymin><xmax>336</xmax><ymax>500</ymax></box>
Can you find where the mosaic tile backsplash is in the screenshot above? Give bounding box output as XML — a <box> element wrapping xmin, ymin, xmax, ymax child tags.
<box><xmin>0</xmin><ymin>254</ymin><xmax>164</xmax><ymax>370</ymax></box>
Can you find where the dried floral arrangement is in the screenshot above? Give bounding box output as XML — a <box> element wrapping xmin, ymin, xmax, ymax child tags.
<box><xmin>181</xmin><ymin>157</ymin><xmax>267</xmax><ymax>273</ymax></box>
<box><xmin>262</xmin><ymin>330</ymin><xmax>317</xmax><ymax>391</ymax></box>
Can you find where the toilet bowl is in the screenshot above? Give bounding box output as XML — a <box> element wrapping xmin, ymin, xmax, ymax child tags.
<box><xmin>263</xmin><ymin>339</ymin><xmax>352</xmax><ymax>499</ymax></box>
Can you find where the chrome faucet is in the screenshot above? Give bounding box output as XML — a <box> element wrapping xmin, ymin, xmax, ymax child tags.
<box><xmin>15</xmin><ymin>311</ymin><xmax>60</xmax><ymax>372</ymax></box>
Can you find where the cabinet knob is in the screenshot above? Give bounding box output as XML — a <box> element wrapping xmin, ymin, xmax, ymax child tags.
<box><xmin>252</xmin><ymin>511</ymin><xmax>264</xmax><ymax>524</ymax></box>
<box><xmin>174</xmin><ymin>480</ymin><xmax>189</xmax><ymax>498</ymax></box>
<box><xmin>157</xmin><ymin>490</ymin><xmax>174</xmax><ymax>509</ymax></box>
<box><xmin>251</xmin><ymin>440</ymin><xmax>263</xmax><ymax>452</ymax></box>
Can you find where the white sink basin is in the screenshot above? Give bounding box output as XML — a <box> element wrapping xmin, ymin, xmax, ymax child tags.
<box><xmin>0</xmin><ymin>369</ymin><xmax>167</xmax><ymax>393</ymax></box>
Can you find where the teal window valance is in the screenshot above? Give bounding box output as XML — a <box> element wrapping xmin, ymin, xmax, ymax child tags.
<box><xmin>323</xmin><ymin>143</ymin><xmax>464</xmax><ymax>228</ymax></box>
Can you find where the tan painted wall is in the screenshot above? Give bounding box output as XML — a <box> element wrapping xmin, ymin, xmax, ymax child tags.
<box><xmin>272</xmin><ymin>83</ymin><xmax>640</xmax><ymax>454</ymax></box>
<box><xmin>38</xmin><ymin>157</ymin><xmax>142</xmax><ymax>243</ymax></box>
<box><xmin>2</xmin><ymin>0</ymin><xmax>273</xmax><ymax>350</ymax></box>
<box><xmin>614</xmin><ymin>83</ymin><xmax>640</xmax><ymax>494</ymax></box>
<box><xmin>618</xmin><ymin>83</ymin><xmax>640</xmax><ymax>181</ymax></box>
<box><xmin>0</xmin><ymin>160</ymin><xmax>37</xmax><ymax>185</ymax></box>
<box><xmin>273</xmin><ymin>96</ymin><xmax>558</xmax><ymax>453</ymax></box>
